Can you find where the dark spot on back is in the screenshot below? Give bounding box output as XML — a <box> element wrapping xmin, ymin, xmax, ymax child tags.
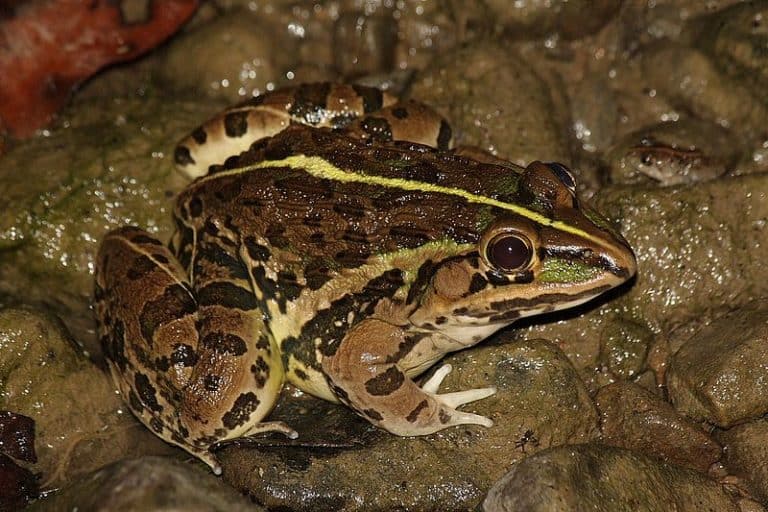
<box><xmin>304</xmin><ymin>260</ymin><xmax>332</xmax><ymax>290</ymax></box>
<box><xmin>265</xmin><ymin>224</ymin><xmax>289</xmax><ymax>249</ymax></box>
<box><xmin>131</xmin><ymin>234</ymin><xmax>163</xmax><ymax>246</ymax></box>
<box><xmin>389</xmin><ymin>225</ymin><xmax>431</xmax><ymax>249</ymax></box>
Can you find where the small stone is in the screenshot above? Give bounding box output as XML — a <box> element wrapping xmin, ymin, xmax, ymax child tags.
<box><xmin>596</xmin><ymin>381</ymin><xmax>721</xmax><ymax>472</ymax></box>
<box><xmin>718</xmin><ymin>418</ymin><xmax>768</xmax><ymax>504</ymax></box>
<box><xmin>667</xmin><ymin>303</ymin><xmax>768</xmax><ymax>427</ymax></box>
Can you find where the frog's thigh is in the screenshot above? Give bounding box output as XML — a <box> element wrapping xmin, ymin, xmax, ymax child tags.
<box><xmin>182</xmin><ymin>238</ymin><xmax>289</xmax><ymax>443</ymax></box>
<box><xmin>322</xmin><ymin>318</ymin><xmax>495</xmax><ymax>435</ymax></box>
<box><xmin>97</xmin><ymin>227</ymin><xmax>221</xmax><ymax>468</ymax></box>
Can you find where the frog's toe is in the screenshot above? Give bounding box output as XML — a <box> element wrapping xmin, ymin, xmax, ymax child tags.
<box><xmin>421</xmin><ymin>364</ymin><xmax>497</xmax><ymax>407</ymax></box>
<box><xmin>191</xmin><ymin>447</ymin><xmax>223</xmax><ymax>475</ymax></box>
<box><xmin>441</xmin><ymin>409</ymin><xmax>494</xmax><ymax>428</ymax></box>
<box><xmin>421</xmin><ymin>363</ymin><xmax>454</xmax><ymax>393</ymax></box>
<box><xmin>242</xmin><ymin>420</ymin><xmax>299</xmax><ymax>439</ymax></box>
<box><xmin>434</xmin><ymin>386</ymin><xmax>497</xmax><ymax>409</ymax></box>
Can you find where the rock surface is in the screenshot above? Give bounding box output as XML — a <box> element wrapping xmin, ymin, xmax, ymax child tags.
<box><xmin>596</xmin><ymin>381</ymin><xmax>721</xmax><ymax>472</ymax></box>
<box><xmin>667</xmin><ymin>303</ymin><xmax>768</xmax><ymax>427</ymax></box>
<box><xmin>483</xmin><ymin>444</ymin><xmax>740</xmax><ymax>512</ymax></box>
<box><xmin>27</xmin><ymin>457</ymin><xmax>257</xmax><ymax>512</ymax></box>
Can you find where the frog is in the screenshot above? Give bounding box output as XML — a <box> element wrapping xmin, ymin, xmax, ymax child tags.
<box><xmin>94</xmin><ymin>83</ymin><xmax>637</xmax><ymax>475</ymax></box>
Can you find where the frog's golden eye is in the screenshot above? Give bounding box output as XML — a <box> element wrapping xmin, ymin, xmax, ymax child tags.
<box><xmin>485</xmin><ymin>232</ymin><xmax>533</xmax><ymax>273</ymax></box>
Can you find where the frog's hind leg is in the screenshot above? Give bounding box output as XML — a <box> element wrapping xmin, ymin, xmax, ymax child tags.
<box><xmin>344</xmin><ymin>100</ymin><xmax>454</xmax><ymax>150</ymax></box>
<box><xmin>95</xmin><ymin>226</ymin><xmax>291</xmax><ymax>474</ymax></box>
<box><xmin>322</xmin><ymin>318</ymin><xmax>496</xmax><ymax>436</ymax></box>
<box><xmin>174</xmin><ymin>83</ymin><xmax>399</xmax><ymax>179</ymax></box>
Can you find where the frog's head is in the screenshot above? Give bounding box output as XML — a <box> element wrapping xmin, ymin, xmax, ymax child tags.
<box><xmin>409</xmin><ymin>161</ymin><xmax>637</xmax><ymax>342</ymax></box>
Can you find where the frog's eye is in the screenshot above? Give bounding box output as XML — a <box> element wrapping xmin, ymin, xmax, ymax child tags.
<box><xmin>545</xmin><ymin>162</ymin><xmax>576</xmax><ymax>192</ymax></box>
<box><xmin>485</xmin><ymin>232</ymin><xmax>533</xmax><ymax>273</ymax></box>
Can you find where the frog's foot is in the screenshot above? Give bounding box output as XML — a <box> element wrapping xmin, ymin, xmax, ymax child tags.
<box><xmin>323</xmin><ymin>319</ymin><xmax>497</xmax><ymax>436</ymax></box>
<box><xmin>420</xmin><ymin>364</ymin><xmax>496</xmax><ymax>428</ymax></box>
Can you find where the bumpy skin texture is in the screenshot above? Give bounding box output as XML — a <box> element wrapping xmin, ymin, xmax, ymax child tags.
<box><xmin>94</xmin><ymin>83</ymin><xmax>637</xmax><ymax>473</ymax></box>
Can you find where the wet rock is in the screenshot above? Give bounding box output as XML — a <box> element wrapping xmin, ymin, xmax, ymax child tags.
<box><xmin>642</xmin><ymin>43</ymin><xmax>767</xmax><ymax>142</ymax></box>
<box><xmin>596</xmin><ymin>382</ymin><xmax>721</xmax><ymax>472</ymax></box>
<box><xmin>482</xmin><ymin>0</ymin><xmax>621</xmax><ymax>40</ymax></box>
<box><xmin>333</xmin><ymin>12</ymin><xmax>397</xmax><ymax>78</ymax></box>
<box><xmin>410</xmin><ymin>42</ymin><xmax>570</xmax><ymax>167</ymax></box>
<box><xmin>158</xmin><ymin>11</ymin><xmax>305</xmax><ymax>102</ymax></box>
<box><xmin>692</xmin><ymin>1</ymin><xmax>768</xmax><ymax>97</ymax></box>
<box><xmin>28</xmin><ymin>456</ymin><xmax>256</xmax><ymax>511</ymax></box>
<box><xmin>0</xmin><ymin>95</ymin><xmax>211</xmax><ymax>352</ymax></box>
<box><xmin>604</xmin><ymin>120</ymin><xmax>737</xmax><ymax>186</ymax></box>
<box><xmin>0</xmin><ymin>307</ymin><xmax>179</xmax><ymax>489</ymax></box>
<box><xmin>718</xmin><ymin>419</ymin><xmax>768</xmax><ymax>504</ymax></box>
<box><xmin>596</xmin><ymin>172</ymin><xmax>768</xmax><ymax>331</ymax></box>
<box><xmin>219</xmin><ymin>339</ymin><xmax>598</xmax><ymax>511</ymax></box>
<box><xmin>667</xmin><ymin>303</ymin><xmax>768</xmax><ymax>427</ymax></box>
<box><xmin>483</xmin><ymin>444</ymin><xmax>740</xmax><ymax>512</ymax></box>
<box><xmin>599</xmin><ymin>319</ymin><xmax>654</xmax><ymax>380</ymax></box>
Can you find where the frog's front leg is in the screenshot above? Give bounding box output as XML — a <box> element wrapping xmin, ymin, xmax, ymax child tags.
<box><xmin>95</xmin><ymin>226</ymin><xmax>294</xmax><ymax>474</ymax></box>
<box><xmin>322</xmin><ymin>318</ymin><xmax>496</xmax><ymax>435</ymax></box>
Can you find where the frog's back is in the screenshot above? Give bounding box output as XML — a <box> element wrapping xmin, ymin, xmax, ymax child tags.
<box><xmin>175</xmin><ymin>124</ymin><xmax>526</xmax><ymax>271</ymax></box>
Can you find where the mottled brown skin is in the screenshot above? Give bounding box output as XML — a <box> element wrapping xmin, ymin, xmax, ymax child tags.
<box><xmin>95</xmin><ymin>83</ymin><xmax>637</xmax><ymax>473</ymax></box>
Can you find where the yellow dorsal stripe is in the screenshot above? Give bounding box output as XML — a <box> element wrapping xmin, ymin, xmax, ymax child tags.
<box><xmin>202</xmin><ymin>154</ymin><xmax>607</xmax><ymax>246</ymax></box>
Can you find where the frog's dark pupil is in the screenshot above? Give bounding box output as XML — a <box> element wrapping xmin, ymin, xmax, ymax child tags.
<box><xmin>488</xmin><ymin>235</ymin><xmax>531</xmax><ymax>272</ymax></box>
<box><xmin>545</xmin><ymin>162</ymin><xmax>576</xmax><ymax>190</ymax></box>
